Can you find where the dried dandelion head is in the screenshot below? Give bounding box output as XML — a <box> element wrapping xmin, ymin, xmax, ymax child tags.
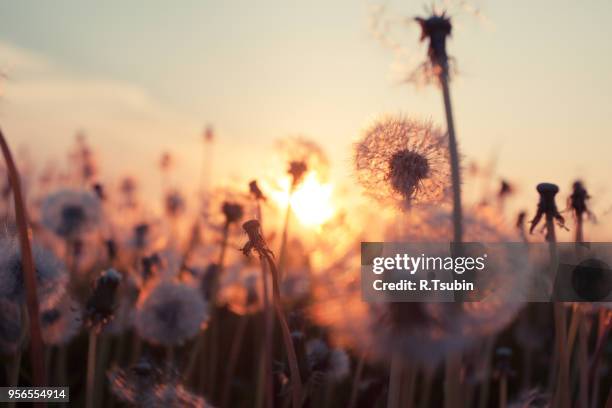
<box><xmin>165</xmin><ymin>190</ymin><xmax>186</xmax><ymax>217</ymax></box>
<box><xmin>529</xmin><ymin>182</ymin><xmax>565</xmax><ymax>239</ymax></box>
<box><xmin>135</xmin><ymin>280</ymin><xmax>209</xmax><ymax>346</ymax></box>
<box><xmin>276</xmin><ymin>137</ymin><xmax>330</xmax><ymax>183</ymax></box>
<box><xmin>354</xmin><ymin>115</ymin><xmax>449</xmax><ymax>208</ymax></box>
<box><xmin>203</xmin><ymin>125</ymin><xmax>215</xmax><ymax>143</ymax></box>
<box><xmin>569</xmin><ymin>180</ymin><xmax>591</xmax><ymax>220</ymax></box>
<box><xmin>288</xmin><ymin>161</ymin><xmax>308</xmax><ymax>188</ymax></box>
<box><xmin>40</xmin><ymin>189</ymin><xmax>102</xmax><ymax>239</ymax></box>
<box><xmin>221</xmin><ymin>201</ymin><xmax>244</xmax><ymax>225</ymax></box>
<box><xmin>415</xmin><ymin>12</ymin><xmax>452</xmax><ymax>71</ymax></box>
<box><xmin>84</xmin><ymin>268</ymin><xmax>122</xmax><ymax>330</ymax></box>
<box><xmin>249</xmin><ymin>180</ymin><xmax>266</xmax><ymax>201</ymax></box>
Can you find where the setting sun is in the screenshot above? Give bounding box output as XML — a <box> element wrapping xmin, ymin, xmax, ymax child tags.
<box><xmin>269</xmin><ymin>172</ymin><xmax>335</xmax><ymax>228</ymax></box>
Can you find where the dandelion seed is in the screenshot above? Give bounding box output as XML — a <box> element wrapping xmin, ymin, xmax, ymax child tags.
<box><xmin>135</xmin><ymin>280</ymin><xmax>209</xmax><ymax>346</ymax></box>
<box><xmin>40</xmin><ymin>189</ymin><xmax>102</xmax><ymax>239</ymax></box>
<box><xmin>354</xmin><ymin>115</ymin><xmax>449</xmax><ymax>208</ymax></box>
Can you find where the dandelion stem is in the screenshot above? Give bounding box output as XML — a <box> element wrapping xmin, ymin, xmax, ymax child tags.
<box><xmin>260</xmin><ymin>251</ymin><xmax>303</xmax><ymax>408</ymax></box>
<box><xmin>260</xmin><ymin>258</ymin><xmax>274</xmax><ymax>408</ymax></box>
<box><xmin>478</xmin><ymin>336</ymin><xmax>496</xmax><ymax>408</ymax></box>
<box><xmin>86</xmin><ymin>331</ymin><xmax>98</xmax><ymax>408</ymax></box>
<box><xmin>277</xmin><ymin>186</ymin><xmax>294</xmax><ymax>280</ymax></box>
<box><xmin>348</xmin><ymin>351</ymin><xmax>367</xmax><ymax>408</ymax></box>
<box><xmin>545</xmin><ymin>215</ymin><xmax>570</xmax><ymax>408</ymax></box>
<box><xmin>578</xmin><ymin>316</ymin><xmax>589</xmax><ymax>408</ymax></box>
<box><xmin>444</xmin><ymin>353</ymin><xmax>463</xmax><ymax>408</ymax></box>
<box><xmin>220</xmin><ymin>315</ymin><xmax>249</xmax><ymax>408</ymax></box>
<box><xmin>418</xmin><ymin>366</ymin><xmax>435</xmax><ymax>408</ymax></box>
<box><xmin>439</xmin><ymin>71</ymin><xmax>463</xmax><ymax>243</ymax></box>
<box><xmin>0</xmin><ymin>127</ymin><xmax>46</xmax><ymax>387</ymax></box>
<box><xmin>7</xmin><ymin>349</ymin><xmax>22</xmax><ymax>408</ymax></box>
<box><xmin>590</xmin><ymin>310</ymin><xmax>611</xmax><ymax>408</ymax></box>
<box><xmin>498</xmin><ymin>375</ymin><xmax>507</xmax><ymax>408</ymax></box>
<box><xmin>387</xmin><ymin>357</ymin><xmax>402</xmax><ymax>408</ymax></box>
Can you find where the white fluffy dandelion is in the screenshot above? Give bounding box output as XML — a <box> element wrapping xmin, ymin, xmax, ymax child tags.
<box><xmin>135</xmin><ymin>281</ymin><xmax>209</xmax><ymax>346</ymax></box>
<box><xmin>40</xmin><ymin>188</ymin><xmax>102</xmax><ymax>239</ymax></box>
<box><xmin>0</xmin><ymin>237</ymin><xmax>68</xmax><ymax>308</ymax></box>
<box><xmin>354</xmin><ymin>115</ymin><xmax>450</xmax><ymax>208</ymax></box>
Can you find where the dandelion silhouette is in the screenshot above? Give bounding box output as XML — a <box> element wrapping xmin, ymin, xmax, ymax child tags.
<box><xmin>529</xmin><ymin>183</ymin><xmax>566</xmax><ymax>241</ymax></box>
<box><xmin>354</xmin><ymin>115</ymin><xmax>449</xmax><ymax>208</ymax></box>
<box><xmin>84</xmin><ymin>268</ymin><xmax>122</xmax><ymax>330</ymax></box>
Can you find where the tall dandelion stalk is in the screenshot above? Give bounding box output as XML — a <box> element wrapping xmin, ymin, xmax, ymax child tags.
<box><xmin>242</xmin><ymin>220</ymin><xmax>303</xmax><ymax>408</ymax></box>
<box><xmin>0</xmin><ymin>127</ymin><xmax>46</xmax><ymax>387</ymax></box>
<box><xmin>416</xmin><ymin>13</ymin><xmax>463</xmax><ymax>243</ymax></box>
<box><xmin>415</xmin><ymin>14</ymin><xmax>464</xmax><ymax>407</ymax></box>
<box><xmin>529</xmin><ymin>182</ymin><xmax>569</xmax><ymax>408</ymax></box>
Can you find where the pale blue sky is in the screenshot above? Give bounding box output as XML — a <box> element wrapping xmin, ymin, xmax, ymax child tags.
<box><xmin>0</xmin><ymin>0</ymin><xmax>611</xmax><ymax>236</ymax></box>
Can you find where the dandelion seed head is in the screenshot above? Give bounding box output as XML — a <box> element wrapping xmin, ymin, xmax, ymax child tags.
<box><xmin>354</xmin><ymin>115</ymin><xmax>449</xmax><ymax>208</ymax></box>
<box><xmin>306</xmin><ymin>339</ymin><xmax>350</xmax><ymax>383</ymax></box>
<box><xmin>0</xmin><ymin>237</ymin><xmax>68</xmax><ymax>307</ymax></box>
<box><xmin>135</xmin><ymin>281</ymin><xmax>209</xmax><ymax>346</ymax></box>
<box><xmin>40</xmin><ymin>189</ymin><xmax>101</xmax><ymax>238</ymax></box>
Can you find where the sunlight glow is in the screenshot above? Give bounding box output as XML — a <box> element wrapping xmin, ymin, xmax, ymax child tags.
<box><xmin>270</xmin><ymin>172</ymin><xmax>335</xmax><ymax>228</ymax></box>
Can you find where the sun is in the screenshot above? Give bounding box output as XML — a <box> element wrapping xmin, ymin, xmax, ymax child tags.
<box><xmin>269</xmin><ymin>172</ymin><xmax>335</xmax><ymax>228</ymax></box>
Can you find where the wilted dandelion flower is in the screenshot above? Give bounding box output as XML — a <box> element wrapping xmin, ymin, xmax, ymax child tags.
<box><xmin>0</xmin><ymin>237</ymin><xmax>68</xmax><ymax>308</ymax></box>
<box><xmin>306</xmin><ymin>338</ymin><xmax>350</xmax><ymax>383</ymax></box>
<box><xmin>40</xmin><ymin>295</ymin><xmax>82</xmax><ymax>345</ymax></box>
<box><xmin>354</xmin><ymin>115</ymin><xmax>449</xmax><ymax>208</ymax></box>
<box><xmin>0</xmin><ymin>298</ymin><xmax>23</xmax><ymax>355</ymax></box>
<box><xmin>40</xmin><ymin>188</ymin><xmax>102</xmax><ymax>239</ymax></box>
<box><xmin>135</xmin><ymin>280</ymin><xmax>209</xmax><ymax>346</ymax></box>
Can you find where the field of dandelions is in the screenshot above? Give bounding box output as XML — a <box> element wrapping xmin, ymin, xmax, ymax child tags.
<box><xmin>1</xmin><ymin>9</ymin><xmax>611</xmax><ymax>408</ymax></box>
